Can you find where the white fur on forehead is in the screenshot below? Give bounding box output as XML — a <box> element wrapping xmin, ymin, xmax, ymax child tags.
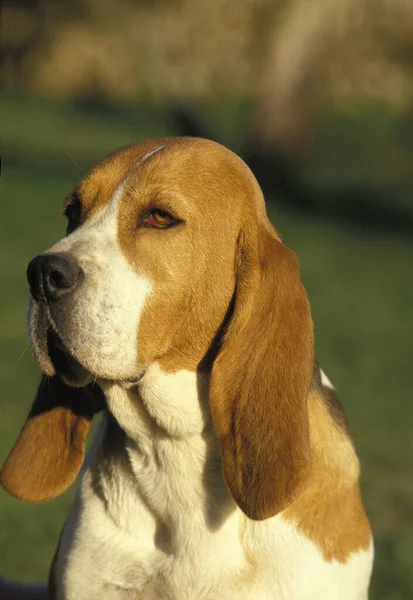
<box><xmin>137</xmin><ymin>144</ymin><xmax>166</xmax><ymax>166</ymax></box>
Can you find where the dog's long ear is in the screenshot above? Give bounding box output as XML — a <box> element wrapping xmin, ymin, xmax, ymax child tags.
<box><xmin>210</xmin><ymin>223</ymin><xmax>314</xmax><ymax>520</ymax></box>
<box><xmin>0</xmin><ymin>376</ymin><xmax>104</xmax><ymax>502</ymax></box>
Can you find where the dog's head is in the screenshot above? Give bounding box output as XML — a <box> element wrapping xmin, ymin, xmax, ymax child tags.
<box><xmin>1</xmin><ymin>138</ymin><xmax>314</xmax><ymax>519</ymax></box>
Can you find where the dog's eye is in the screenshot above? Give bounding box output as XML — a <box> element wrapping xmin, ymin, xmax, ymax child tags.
<box><xmin>142</xmin><ymin>209</ymin><xmax>177</xmax><ymax>229</ymax></box>
<box><xmin>64</xmin><ymin>197</ymin><xmax>82</xmax><ymax>234</ymax></box>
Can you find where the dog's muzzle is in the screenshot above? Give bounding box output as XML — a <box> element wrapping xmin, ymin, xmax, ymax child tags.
<box><xmin>27</xmin><ymin>252</ymin><xmax>90</xmax><ymax>385</ymax></box>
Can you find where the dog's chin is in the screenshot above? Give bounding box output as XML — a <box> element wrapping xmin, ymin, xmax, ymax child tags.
<box><xmin>46</xmin><ymin>329</ymin><xmax>93</xmax><ymax>388</ymax></box>
<box><xmin>29</xmin><ymin>301</ymin><xmax>145</xmax><ymax>387</ymax></box>
<box><xmin>45</xmin><ymin>329</ymin><xmax>145</xmax><ymax>388</ymax></box>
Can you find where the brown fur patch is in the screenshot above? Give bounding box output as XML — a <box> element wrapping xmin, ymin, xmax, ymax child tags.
<box><xmin>210</xmin><ymin>223</ymin><xmax>314</xmax><ymax>520</ymax></box>
<box><xmin>0</xmin><ymin>377</ymin><xmax>103</xmax><ymax>502</ymax></box>
<box><xmin>283</xmin><ymin>389</ymin><xmax>371</xmax><ymax>562</ymax></box>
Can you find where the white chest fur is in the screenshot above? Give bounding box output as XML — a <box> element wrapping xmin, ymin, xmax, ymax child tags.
<box><xmin>54</xmin><ymin>368</ymin><xmax>372</xmax><ymax>600</ymax></box>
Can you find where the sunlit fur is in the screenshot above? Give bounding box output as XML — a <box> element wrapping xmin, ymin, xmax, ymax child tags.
<box><xmin>1</xmin><ymin>139</ymin><xmax>373</xmax><ymax>599</ymax></box>
<box><xmin>54</xmin><ymin>375</ymin><xmax>373</xmax><ymax>600</ymax></box>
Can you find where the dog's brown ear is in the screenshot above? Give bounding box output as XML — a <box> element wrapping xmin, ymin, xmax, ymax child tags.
<box><xmin>210</xmin><ymin>224</ymin><xmax>314</xmax><ymax>520</ymax></box>
<box><xmin>0</xmin><ymin>376</ymin><xmax>104</xmax><ymax>502</ymax></box>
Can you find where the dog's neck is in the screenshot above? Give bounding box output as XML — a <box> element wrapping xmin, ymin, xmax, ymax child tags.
<box><xmin>106</xmin><ymin>363</ymin><xmax>211</xmax><ymax>439</ymax></box>
<box><xmin>93</xmin><ymin>364</ymin><xmax>239</xmax><ymax>544</ymax></box>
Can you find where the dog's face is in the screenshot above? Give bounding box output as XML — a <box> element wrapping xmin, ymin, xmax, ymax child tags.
<box><xmin>2</xmin><ymin>137</ymin><xmax>315</xmax><ymax>520</ymax></box>
<box><xmin>27</xmin><ymin>139</ymin><xmax>252</xmax><ymax>385</ymax></box>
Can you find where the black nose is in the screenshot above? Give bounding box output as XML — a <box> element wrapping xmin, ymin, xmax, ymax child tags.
<box><xmin>27</xmin><ymin>253</ymin><xmax>84</xmax><ymax>303</ymax></box>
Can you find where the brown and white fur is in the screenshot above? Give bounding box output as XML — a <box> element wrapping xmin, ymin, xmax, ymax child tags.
<box><xmin>1</xmin><ymin>138</ymin><xmax>373</xmax><ymax>599</ymax></box>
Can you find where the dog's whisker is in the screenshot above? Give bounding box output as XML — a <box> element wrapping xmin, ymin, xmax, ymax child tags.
<box><xmin>14</xmin><ymin>346</ymin><xmax>28</xmax><ymax>369</ymax></box>
<box><xmin>66</xmin><ymin>152</ymin><xmax>84</xmax><ymax>173</ymax></box>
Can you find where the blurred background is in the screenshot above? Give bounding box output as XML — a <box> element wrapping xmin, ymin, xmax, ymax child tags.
<box><xmin>1</xmin><ymin>0</ymin><xmax>412</xmax><ymax>597</ymax></box>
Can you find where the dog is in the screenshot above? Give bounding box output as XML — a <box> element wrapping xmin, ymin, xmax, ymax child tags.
<box><xmin>1</xmin><ymin>137</ymin><xmax>373</xmax><ymax>599</ymax></box>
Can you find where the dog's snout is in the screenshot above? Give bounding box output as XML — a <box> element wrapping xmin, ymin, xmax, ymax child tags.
<box><xmin>27</xmin><ymin>253</ymin><xmax>84</xmax><ymax>303</ymax></box>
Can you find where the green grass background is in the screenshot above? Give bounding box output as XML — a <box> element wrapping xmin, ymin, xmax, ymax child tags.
<box><xmin>0</xmin><ymin>93</ymin><xmax>412</xmax><ymax>598</ymax></box>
